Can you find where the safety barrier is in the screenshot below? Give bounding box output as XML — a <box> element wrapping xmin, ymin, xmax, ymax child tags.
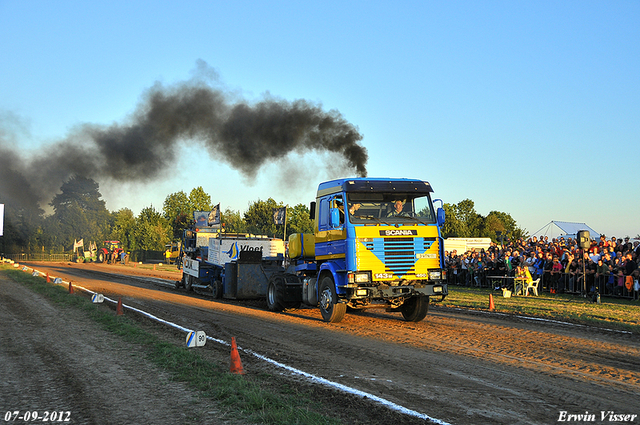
<box><xmin>446</xmin><ymin>267</ymin><xmax>638</xmax><ymax>299</ymax></box>
<box><xmin>6</xmin><ymin>253</ymin><xmax>72</xmax><ymax>262</ymax></box>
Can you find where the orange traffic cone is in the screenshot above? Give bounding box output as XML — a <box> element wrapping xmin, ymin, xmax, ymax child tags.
<box><xmin>489</xmin><ymin>293</ymin><xmax>495</xmax><ymax>311</ymax></box>
<box><xmin>116</xmin><ymin>297</ymin><xmax>124</xmax><ymax>316</ymax></box>
<box><xmin>46</xmin><ymin>272</ymin><xmax>51</xmax><ymax>283</ymax></box>
<box><xmin>68</xmin><ymin>281</ymin><xmax>74</xmax><ymax>294</ymax></box>
<box><xmin>230</xmin><ymin>337</ymin><xmax>245</xmax><ymax>375</ymax></box>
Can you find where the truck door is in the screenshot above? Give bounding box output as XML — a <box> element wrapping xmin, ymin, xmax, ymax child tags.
<box><xmin>315</xmin><ymin>194</ymin><xmax>347</xmax><ymax>260</ymax></box>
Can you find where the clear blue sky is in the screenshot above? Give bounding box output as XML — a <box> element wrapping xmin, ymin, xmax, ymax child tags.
<box><xmin>1</xmin><ymin>1</ymin><xmax>638</xmax><ymax>238</ymax></box>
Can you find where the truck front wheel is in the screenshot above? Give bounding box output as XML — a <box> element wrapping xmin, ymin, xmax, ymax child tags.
<box><xmin>319</xmin><ymin>276</ymin><xmax>346</xmax><ymax>323</ymax></box>
<box><xmin>97</xmin><ymin>252</ymin><xmax>104</xmax><ymax>263</ymax></box>
<box><xmin>400</xmin><ymin>295</ymin><xmax>429</xmax><ymax>322</ymax></box>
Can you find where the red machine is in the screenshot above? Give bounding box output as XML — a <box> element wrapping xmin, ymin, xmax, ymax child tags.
<box><xmin>96</xmin><ymin>240</ymin><xmax>124</xmax><ymax>264</ymax></box>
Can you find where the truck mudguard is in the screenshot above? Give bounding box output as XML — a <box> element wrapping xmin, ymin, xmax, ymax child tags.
<box><xmin>318</xmin><ymin>259</ymin><xmax>347</xmax><ymax>295</ymax></box>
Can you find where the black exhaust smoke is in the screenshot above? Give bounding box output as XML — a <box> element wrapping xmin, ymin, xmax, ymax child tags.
<box><xmin>0</xmin><ymin>63</ymin><xmax>368</xmax><ymax>212</ymax></box>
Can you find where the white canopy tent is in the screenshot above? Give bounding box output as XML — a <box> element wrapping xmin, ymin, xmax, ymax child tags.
<box><xmin>531</xmin><ymin>221</ymin><xmax>600</xmax><ymax>241</ymax></box>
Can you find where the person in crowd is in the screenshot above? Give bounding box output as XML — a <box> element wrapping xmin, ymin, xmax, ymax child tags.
<box><xmin>632</xmin><ymin>269</ymin><xmax>639</xmax><ymax>301</ymax></box>
<box><xmin>514</xmin><ymin>264</ymin><xmax>533</xmax><ymax>296</ymax></box>
<box><xmin>589</xmin><ymin>247</ymin><xmax>601</xmax><ymax>263</ymax></box>
<box><xmin>533</xmin><ymin>252</ymin><xmax>545</xmax><ymax>281</ymax></box>
<box><xmin>550</xmin><ymin>256</ymin><xmax>563</xmax><ymax>292</ymax></box>
<box><xmin>595</xmin><ymin>258</ymin><xmax>610</xmax><ymax>294</ymax></box>
<box><xmin>624</xmin><ymin>253</ymin><xmax>638</xmax><ymax>296</ymax></box>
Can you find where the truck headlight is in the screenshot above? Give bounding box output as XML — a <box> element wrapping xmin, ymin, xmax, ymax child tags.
<box><xmin>433</xmin><ymin>286</ymin><xmax>443</xmax><ymax>293</ymax></box>
<box><xmin>348</xmin><ymin>272</ymin><xmax>370</xmax><ymax>284</ymax></box>
<box><xmin>429</xmin><ymin>270</ymin><xmax>441</xmax><ymax>280</ymax></box>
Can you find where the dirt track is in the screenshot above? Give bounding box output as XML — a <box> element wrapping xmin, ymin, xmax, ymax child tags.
<box><xmin>3</xmin><ymin>261</ymin><xmax>640</xmax><ymax>425</ymax></box>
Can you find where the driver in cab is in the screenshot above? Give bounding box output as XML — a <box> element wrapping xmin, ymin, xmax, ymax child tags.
<box><xmin>387</xmin><ymin>199</ymin><xmax>409</xmax><ymax>217</ymax></box>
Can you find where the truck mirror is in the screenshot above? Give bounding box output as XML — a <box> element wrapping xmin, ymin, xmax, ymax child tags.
<box><xmin>309</xmin><ymin>202</ymin><xmax>316</xmax><ymax>220</ymax></box>
<box><xmin>330</xmin><ymin>208</ymin><xmax>341</xmax><ymax>228</ymax></box>
<box><xmin>437</xmin><ymin>207</ymin><xmax>445</xmax><ymax>227</ymax></box>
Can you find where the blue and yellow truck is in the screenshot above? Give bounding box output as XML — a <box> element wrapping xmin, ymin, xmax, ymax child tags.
<box><xmin>177</xmin><ymin>177</ymin><xmax>448</xmax><ymax>323</ymax></box>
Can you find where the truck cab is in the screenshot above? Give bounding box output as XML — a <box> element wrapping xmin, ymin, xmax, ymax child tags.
<box><xmin>304</xmin><ymin>178</ymin><xmax>448</xmax><ymax>322</ymax></box>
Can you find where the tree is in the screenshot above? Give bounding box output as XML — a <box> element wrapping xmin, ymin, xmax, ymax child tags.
<box><xmin>188</xmin><ymin>187</ymin><xmax>213</xmax><ymax>212</ymax></box>
<box><xmin>221</xmin><ymin>208</ymin><xmax>247</xmax><ymax>233</ymax></box>
<box><xmin>49</xmin><ymin>176</ymin><xmax>110</xmax><ymax>251</ymax></box>
<box><xmin>162</xmin><ymin>187</ymin><xmax>214</xmax><ymax>240</ymax></box>
<box><xmin>287</xmin><ymin>203</ymin><xmax>314</xmax><ymax>238</ymax></box>
<box><xmin>453</xmin><ymin>199</ymin><xmax>482</xmax><ymax>237</ymax></box>
<box><xmin>244</xmin><ymin>198</ymin><xmax>283</xmax><ymax>237</ymax></box>
<box><xmin>163</xmin><ymin>191</ymin><xmax>190</xmax><ymax>240</ymax></box>
<box><xmin>134</xmin><ymin>206</ymin><xmax>171</xmax><ymax>251</ymax></box>
<box><xmin>441</xmin><ymin>203</ymin><xmax>461</xmax><ymax>238</ymax></box>
<box><xmin>109</xmin><ymin>208</ymin><xmax>136</xmax><ymax>250</ymax></box>
<box><xmin>483</xmin><ymin>211</ymin><xmax>527</xmax><ymax>242</ymax></box>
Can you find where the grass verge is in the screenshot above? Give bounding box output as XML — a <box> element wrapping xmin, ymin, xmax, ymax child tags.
<box><xmin>1</xmin><ymin>265</ymin><xmax>340</xmax><ymax>425</ymax></box>
<box><xmin>440</xmin><ymin>285</ymin><xmax>640</xmax><ymax>333</ymax></box>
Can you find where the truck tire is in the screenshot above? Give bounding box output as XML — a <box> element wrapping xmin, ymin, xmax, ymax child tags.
<box><xmin>267</xmin><ymin>274</ymin><xmax>301</xmax><ymax>311</ymax></box>
<box><xmin>185</xmin><ymin>275</ymin><xmax>193</xmax><ymax>291</ymax></box>
<box><xmin>319</xmin><ymin>276</ymin><xmax>346</xmax><ymax>323</ymax></box>
<box><xmin>211</xmin><ymin>280</ymin><xmax>223</xmax><ymax>299</ymax></box>
<box><xmin>97</xmin><ymin>252</ymin><xmax>104</xmax><ymax>263</ymax></box>
<box><xmin>266</xmin><ymin>278</ymin><xmax>285</xmax><ymax>312</ymax></box>
<box><xmin>400</xmin><ymin>295</ymin><xmax>429</xmax><ymax>322</ymax></box>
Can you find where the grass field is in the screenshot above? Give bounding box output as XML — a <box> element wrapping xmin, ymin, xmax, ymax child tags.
<box><xmin>0</xmin><ymin>264</ymin><xmax>341</xmax><ymax>425</ymax></box>
<box><xmin>440</xmin><ymin>285</ymin><xmax>640</xmax><ymax>333</ymax></box>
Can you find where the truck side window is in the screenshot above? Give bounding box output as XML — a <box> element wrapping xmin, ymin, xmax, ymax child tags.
<box><xmin>333</xmin><ymin>199</ymin><xmax>345</xmax><ymax>225</ymax></box>
<box><xmin>318</xmin><ymin>197</ymin><xmax>330</xmax><ymax>231</ymax></box>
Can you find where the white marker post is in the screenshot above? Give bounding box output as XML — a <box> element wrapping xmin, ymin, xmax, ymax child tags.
<box><xmin>186</xmin><ymin>331</ymin><xmax>207</xmax><ymax>348</ymax></box>
<box><xmin>91</xmin><ymin>293</ymin><xmax>105</xmax><ymax>303</ymax></box>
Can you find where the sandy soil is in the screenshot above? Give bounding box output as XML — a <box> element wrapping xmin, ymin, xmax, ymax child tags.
<box><xmin>4</xmin><ymin>261</ymin><xmax>640</xmax><ymax>425</ymax></box>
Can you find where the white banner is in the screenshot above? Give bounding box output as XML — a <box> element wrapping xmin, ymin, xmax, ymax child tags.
<box><xmin>73</xmin><ymin>239</ymin><xmax>84</xmax><ymax>250</ymax></box>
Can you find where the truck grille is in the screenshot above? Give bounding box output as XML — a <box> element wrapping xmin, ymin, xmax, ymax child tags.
<box><xmin>362</xmin><ymin>237</ymin><xmax>437</xmax><ymax>278</ymax></box>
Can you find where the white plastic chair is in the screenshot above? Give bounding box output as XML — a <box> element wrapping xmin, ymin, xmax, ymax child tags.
<box><xmin>524</xmin><ymin>278</ymin><xmax>541</xmax><ymax>296</ymax></box>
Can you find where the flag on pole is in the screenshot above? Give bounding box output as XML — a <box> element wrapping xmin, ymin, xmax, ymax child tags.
<box><xmin>273</xmin><ymin>207</ymin><xmax>286</xmax><ymax>225</ymax></box>
<box><xmin>208</xmin><ymin>204</ymin><xmax>221</xmax><ymax>226</ymax></box>
<box><xmin>73</xmin><ymin>239</ymin><xmax>84</xmax><ymax>250</ymax></box>
<box><xmin>0</xmin><ymin>203</ymin><xmax>4</xmax><ymax>236</ymax></box>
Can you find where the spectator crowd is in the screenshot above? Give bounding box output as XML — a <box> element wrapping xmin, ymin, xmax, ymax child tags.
<box><xmin>444</xmin><ymin>234</ymin><xmax>640</xmax><ymax>300</ymax></box>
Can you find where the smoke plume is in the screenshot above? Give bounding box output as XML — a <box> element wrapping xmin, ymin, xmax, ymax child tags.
<box><xmin>0</xmin><ymin>63</ymin><xmax>368</xmax><ymax>212</ymax></box>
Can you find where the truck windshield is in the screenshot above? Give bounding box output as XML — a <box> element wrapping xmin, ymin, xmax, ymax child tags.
<box><xmin>346</xmin><ymin>193</ymin><xmax>435</xmax><ymax>224</ymax></box>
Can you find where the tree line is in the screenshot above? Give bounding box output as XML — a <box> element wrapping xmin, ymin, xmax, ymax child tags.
<box><xmin>1</xmin><ymin>176</ymin><xmax>525</xmax><ymax>254</ymax></box>
<box><xmin>0</xmin><ymin>176</ymin><xmax>314</xmax><ymax>255</ymax></box>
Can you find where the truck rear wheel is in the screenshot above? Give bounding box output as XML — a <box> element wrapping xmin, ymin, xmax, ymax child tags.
<box><xmin>400</xmin><ymin>295</ymin><xmax>429</xmax><ymax>322</ymax></box>
<box><xmin>319</xmin><ymin>276</ymin><xmax>346</xmax><ymax>323</ymax></box>
<box><xmin>267</xmin><ymin>274</ymin><xmax>300</xmax><ymax>311</ymax></box>
<box><xmin>266</xmin><ymin>279</ymin><xmax>285</xmax><ymax>312</ymax></box>
<box><xmin>185</xmin><ymin>275</ymin><xmax>193</xmax><ymax>291</ymax></box>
